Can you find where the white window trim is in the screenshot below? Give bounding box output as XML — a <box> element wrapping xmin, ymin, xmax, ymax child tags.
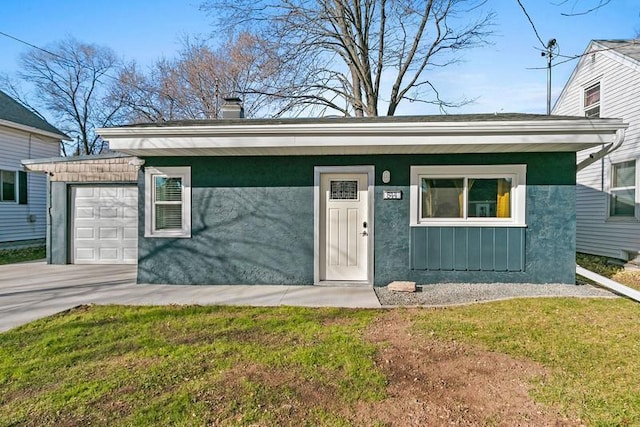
<box><xmin>410</xmin><ymin>165</ymin><xmax>527</xmax><ymax>227</ymax></box>
<box><xmin>145</xmin><ymin>166</ymin><xmax>191</xmax><ymax>238</ymax></box>
<box><xmin>607</xmin><ymin>158</ymin><xmax>638</xmax><ymax>221</ymax></box>
<box><xmin>0</xmin><ymin>169</ymin><xmax>18</xmax><ymax>204</ymax></box>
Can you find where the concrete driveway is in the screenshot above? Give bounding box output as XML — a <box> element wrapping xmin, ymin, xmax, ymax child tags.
<box><xmin>0</xmin><ymin>262</ymin><xmax>381</xmax><ymax>332</ymax></box>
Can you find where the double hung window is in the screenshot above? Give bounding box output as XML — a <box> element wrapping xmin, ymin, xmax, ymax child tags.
<box><xmin>145</xmin><ymin>167</ymin><xmax>191</xmax><ymax>237</ymax></box>
<box><xmin>584</xmin><ymin>82</ymin><xmax>600</xmax><ymax>118</ymax></box>
<box><xmin>0</xmin><ymin>170</ymin><xmax>16</xmax><ymax>202</ymax></box>
<box><xmin>609</xmin><ymin>160</ymin><xmax>636</xmax><ymax>218</ymax></box>
<box><xmin>410</xmin><ymin>165</ymin><xmax>526</xmax><ymax>226</ymax></box>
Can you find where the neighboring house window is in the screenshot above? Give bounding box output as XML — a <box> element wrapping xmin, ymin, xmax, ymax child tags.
<box><xmin>145</xmin><ymin>166</ymin><xmax>191</xmax><ymax>237</ymax></box>
<box><xmin>584</xmin><ymin>82</ymin><xmax>600</xmax><ymax>118</ymax></box>
<box><xmin>0</xmin><ymin>170</ymin><xmax>16</xmax><ymax>202</ymax></box>
<box><xmin>410</xmin><ymin>165</ymin><xmax>527</xmax><ymax>226</ymax></box>
<box><xmin>609</xmin><ymin>160</ymin><xmax>636</xmax><ymax>217</ymax></box>
<box><xmin>0</xmin><ymin>170</ymin><xmax>26</xmax><ymax>204</ymax></box>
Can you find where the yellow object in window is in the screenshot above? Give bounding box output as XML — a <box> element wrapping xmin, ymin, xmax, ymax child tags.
<box><xmin>496</xmin><ymin>179</ymin><xmax>510</xmax><ymax>218</ymax></box>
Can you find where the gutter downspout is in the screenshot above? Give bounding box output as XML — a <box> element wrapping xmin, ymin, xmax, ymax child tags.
<box><xmin>576</xmin><ymin>128</ymin><xmax>625</xmax><ymax>172</ymax></box>
<box><xmin>577</xmin><ymin>264</ymin><xmax>640</xmax><ymax>303</ymax></box>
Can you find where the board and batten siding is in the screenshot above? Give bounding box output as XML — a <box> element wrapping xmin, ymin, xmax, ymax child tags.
<box><xmin>553</xmin><ymin>45</ymin><xmax>640</xmax><ymax>260</ymax></box>
<box><xmin>410</xmin><ymin>227</ymin><xmax>526</xmax><ymax>272</ymax></box>
<box><xmin>0</xmin><ymin>125</ymin><xmax>60</xmax><ymax>243</ymax></box>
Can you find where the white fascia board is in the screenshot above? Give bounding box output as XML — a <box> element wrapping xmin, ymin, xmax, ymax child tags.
<box><xmin>98</xmin><ymin>118</ymin><xmax>625</xmax><ymax>138</ymax></box>
<box><xmin>108</xmin><ymin>133</ymin><xmax>616</xmax><ymax>150</ymax></box>
<box><xmin>0</xmin><ymin>119</ymin><xmax>69</xmax><ymax>141</ymax></box>
<box><xmin>99</xmin><ymin>118</ymin><xmax>627</xmax><ymax>156</ymax></box>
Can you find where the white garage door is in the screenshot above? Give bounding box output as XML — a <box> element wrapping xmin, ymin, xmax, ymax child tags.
<box><xmin>71</xmin><ymin>186</ymin><xmax>138</xmax><ymax>264</ymax></box>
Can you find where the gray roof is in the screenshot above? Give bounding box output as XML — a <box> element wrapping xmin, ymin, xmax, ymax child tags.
<box><xmin>0</xmin><ymin>89</ymin><xmax>67</xmax><ymax>139</ymax></box>
<box><xmin>21</xmin><ymin>152</ymin><xmax>132</xmax><ymax>166</ymax></box>
<box><xmin>121</xmin><ymin>112</ymin><xmax>601</xmax><ymax>129</ymax></box>
<box><xmin>594</xmin><ymin>39</ymin><xmax>640</xmax><ymax>63</ymax></box>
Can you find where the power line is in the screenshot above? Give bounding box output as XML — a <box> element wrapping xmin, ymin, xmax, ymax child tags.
<box><xmin>0</xmin><ymin>31</ymin><xmax>64</xmax><ymax>60</ymax></box>
<box><xmin>516</xmin><ymin>0</ymin><xmax>546</xmax><ymax>49</ymax></box>
<box><xmin>526</xmin><ymin>42</ymin><xmax>640</xmax><ymax>70</ymax></box>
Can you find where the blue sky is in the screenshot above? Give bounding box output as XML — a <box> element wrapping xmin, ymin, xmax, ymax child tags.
<box><xmin>0</xmin><ymin>0</ymin><xmax>638</xmax><ymax>116</ymax></box>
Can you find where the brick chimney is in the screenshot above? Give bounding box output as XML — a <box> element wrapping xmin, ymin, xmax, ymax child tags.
<box><xmin>221</xmin><ymin>97</ymin><xmax>244</xmax><ymax>119</ymax></box>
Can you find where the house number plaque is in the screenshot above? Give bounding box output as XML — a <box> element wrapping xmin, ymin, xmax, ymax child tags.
<box><xmin>383</xmin><ymin>190</ymin><xmax>403</xmax><ymax>200</ymax></box>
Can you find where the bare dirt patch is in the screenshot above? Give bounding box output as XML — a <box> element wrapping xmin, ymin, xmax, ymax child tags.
<box><xmin>354</xmin><ymin>309</ymin><xmax>583</xmax><ymax>426</ymax></box>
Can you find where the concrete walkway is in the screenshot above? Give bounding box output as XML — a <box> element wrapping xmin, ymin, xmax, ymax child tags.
<box><xmin>0</xmin><ymin>262</ymin><xmax>381</xmax><ymax>332</ymax></box>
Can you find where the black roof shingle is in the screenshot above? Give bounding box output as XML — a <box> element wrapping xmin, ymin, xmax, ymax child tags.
<box><xmin>0</xmin><ymin>89</ymin><xmax>67</xmax><ymax>138</ymax></box>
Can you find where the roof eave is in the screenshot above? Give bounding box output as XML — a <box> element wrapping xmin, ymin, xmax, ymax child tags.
<box><xmin>98</xmin><ymin>117</ymin><xmax>627</xmax><ymax>156</ymax></box>
<box><xmin>0</xmin><ymin>118</ymin><xmax>70</xmax><ymax>141</ymax></box>
<box><xmin>97</xmin><ymin>118</ymin><xmax>626</xmax><ymax>138</ymax></box>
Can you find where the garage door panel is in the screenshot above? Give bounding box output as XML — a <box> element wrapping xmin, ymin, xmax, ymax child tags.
<box><xmin>75</xmin><ymin>207</ymin><xmax>95</xmax><ymax>219</ymax></box>
<box><xmin>99</xmin><ymin>187</ymin><xmax>118</xmax><ymax>198</ymax></box>
<box><xmin>99</xmin><ymin>248</ymin><xmax>119</xmax><ymax>260</ymax></box>
<box><xmin>72</xmin><ymin>186</ymin><xmax>138</xmax><ymax>264</ymax></box>
<box><xmin>123</xmin><ymin>187</ymin><xmax>137</xmax><ymax>198</ymax></box>
<box><xmin>75</xmin><ymin>248</ymin><xmax>95</xmax><ymax>261</ymax></box>
<box><xmin>123</xmin><ymin>227</ymin><xmax>137</xmax><ymax>240</ymax></box>
<box><xmin>75</xmin><ymin>228</ymin><xmax>95</xmax><ymax>239</ymax></box>
<box><xmin>75</xmin><ymin>187</ymin><xmax>96</xmax><ymax>198</ymax></box>
<box><xmin>123</xmin><ymin>206</ymin><xmax>137</xmax><ymax>218</ymax></box>
<box><xmin>99</xmin><ymin>227</ymin><xmax>118</xmax><ymax>239</ymax></box>
<box><xmin>99</xmin><ymin>207</ymin><xmax>118</xmax><ymax>219</ymax></box>
<box><xmin>123</xmin><ymin>248</ymin><xmax>137</xmax><ymax>262</ymax></box>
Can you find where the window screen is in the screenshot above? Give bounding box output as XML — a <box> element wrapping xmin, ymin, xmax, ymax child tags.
<box><xmin>154</xmin><ymin>176</ymin><xmax>183</xmax><ymax>229</ymax></box>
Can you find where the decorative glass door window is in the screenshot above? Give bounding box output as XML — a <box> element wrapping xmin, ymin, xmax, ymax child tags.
<box><xmin>610</xmin><ymin>160</ymin><xmax>636</xmax><ymax>217</ymax></box>
<box><xmin>330</xmin><ymin>180</ymin><xmax>358</xmax><ymax>200</ymax></box>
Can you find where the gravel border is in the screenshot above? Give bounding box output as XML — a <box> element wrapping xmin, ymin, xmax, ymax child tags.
<box><xmin>374</xmin><ymin>282</ymin><xmax>618</xmax><ymax>307</ymax></box>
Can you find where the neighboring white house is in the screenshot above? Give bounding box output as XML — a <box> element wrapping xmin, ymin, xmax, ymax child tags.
<box><xmin>553</xmin><ymin>39</ymin><xmax>640</xmax><ymax>262</ymax></box>
<box><xmin>0</xmin><ymin>90</ymin><xmax>67</xmax><ymax>246</ymax></box>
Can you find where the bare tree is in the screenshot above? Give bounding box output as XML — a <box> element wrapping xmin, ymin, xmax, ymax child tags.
<box><xmin>201</xmin><ymin>0</ymin><xmax>494</xmax><ymax>116</ymax></box>
<box><xmin>554</xmin><ymin>0</ymin><xmax>612</xmax><ymax>16</ymax></box>
<box><xmin>112</xmin><ymin>33</ymin><xmax>285</xmax><ymax>122</ymax></box>
<box><xmin>19</xmin><ymin>38</ymin><xmax>125</xmax><ymax>155</ymax></box>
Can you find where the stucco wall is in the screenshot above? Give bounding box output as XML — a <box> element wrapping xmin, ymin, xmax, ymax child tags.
<box><xmin>138</xmin><ymin>152</ymin><xmax>576</xmax><ymax>285</ymax></box>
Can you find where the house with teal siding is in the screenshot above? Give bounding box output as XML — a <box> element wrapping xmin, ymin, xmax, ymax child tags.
<box><xmin>90</xmin><ymin>110</ymin><xmax>626</xmax><ymax>286</ymax></box>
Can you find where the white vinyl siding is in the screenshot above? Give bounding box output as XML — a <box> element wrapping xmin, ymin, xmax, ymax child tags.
<box><xmin>0</xmin><ymin>125</ymin><xmax>60</xmax><ymax>243</ymax></box>
<box><xmin>554</xmin><ymin>43</ymin><xmax>640</xmax><ymax>259</ymax></box>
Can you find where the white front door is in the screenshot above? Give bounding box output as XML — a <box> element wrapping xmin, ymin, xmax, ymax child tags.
<box><xmin>319</xmin><ymin>173</ymin><xmax>370</xmax><ymax>281</ymax></box>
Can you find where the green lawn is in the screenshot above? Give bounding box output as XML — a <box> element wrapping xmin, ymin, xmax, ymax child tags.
<box><xmin>0</xmin><ymin>246</ymin><xmax>46</xmax><ymax>265</ymax></box>
<box><xmin>1</xmin><ymin>300</ymin><xmax>639</xmax><ymax>425</ymax></box>
<box><xmin>0</xmin><ymin>305</ymin><xmax>385</xmax><ymax>426</ymax></box>
<box><xmin>413</xmin><ymin>298</ymin><xmax>640</xmax><ymax>426</ymax></box>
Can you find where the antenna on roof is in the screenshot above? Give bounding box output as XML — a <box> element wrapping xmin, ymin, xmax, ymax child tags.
<box><xmin>541</xmin><ymin>38</ymin><xmax>558</xmax><ymax>115</ymax></box>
